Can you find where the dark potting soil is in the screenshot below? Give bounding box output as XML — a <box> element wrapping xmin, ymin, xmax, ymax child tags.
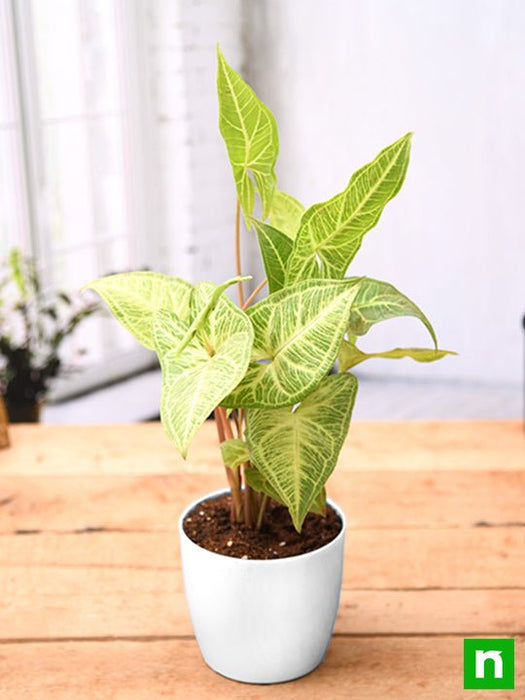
<box><xmin>183</xmin><ymin>494</ymin><xmax>342</xmax><ymax>560</ymax></box>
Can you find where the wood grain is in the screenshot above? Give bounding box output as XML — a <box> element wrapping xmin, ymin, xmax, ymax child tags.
<box><xmin>0</xmin><ymin>421</ymin><xmax>523</xmax><ymax>699</ymax></box>
<box><xmin>0</xmin><ymin>528</ymin><xmax>523</xmax><ymax>588</ymax></box>
<box><xmin>1</xmin><ymin>470</ymin><xmax>524</xmax><ymax>533</ymax></box>
<box><xmin>1</xmin><ymin>565</ymin><xmax>523</xmax><ymax>639</ymax></box>
<box><xmin>2</xmin><ymin>420</ymin><xmax>523</xmax><ymax>475</ymax></box>
<box><xmin>1</xmin><ymin>636</ymin><xmax>523</xmax><ymax>700</ymax></box>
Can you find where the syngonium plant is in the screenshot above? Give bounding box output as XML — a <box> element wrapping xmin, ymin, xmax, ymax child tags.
<box><xmin>85</xmin><ymin>48</ymin><xmax>454</xmax><ymax>532</ymax></box>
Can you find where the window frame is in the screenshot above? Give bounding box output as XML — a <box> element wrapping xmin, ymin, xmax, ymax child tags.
<box><xmin>5</xmin><ymin>0</ymin><xmax>161</xmax><ymax>400</ymax></box>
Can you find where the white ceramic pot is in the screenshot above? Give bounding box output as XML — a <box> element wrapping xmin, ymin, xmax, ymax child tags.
<box><xmin>179</xmin><ymin>489</ymin><xmax>346</xmax><ymax>684</ymax></box>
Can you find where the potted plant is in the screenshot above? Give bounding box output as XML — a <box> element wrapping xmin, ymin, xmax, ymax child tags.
<box><xmin>85</xmin><ymin>48</ymin><xmax>454</xmax><ymax>684</ymax></box>
<box><xmin>0</xmin><ymin>249</ymin><xmax>99</xmax><ymax>422</ymax></box>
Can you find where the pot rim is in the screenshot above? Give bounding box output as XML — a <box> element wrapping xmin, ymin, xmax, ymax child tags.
<box><xmin>178</xmin><ymin>487</ymin><xmax>346</xmax><ymax>565</ymax></box>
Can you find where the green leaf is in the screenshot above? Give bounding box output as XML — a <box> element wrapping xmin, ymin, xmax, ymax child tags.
<box><xmin>286</xmin><ymin>133</ymin><xmax>412</xmax><ymax>284</ymax></box>
<box><xmin>154</xmin><ymin>281</ymin><xmax>253</xmax><ymax>458</ymax></box>
<box><xmin>251</xmin><ymin>219</ymin><xmax>293</xmax><ymax>293</ymax></box>
<box><xmin>269</xmin><ymin>190</ymin><xmax>305</xmax><ymax>240</ymax></box>
<box><xmin>347</xmin><ymin>277</ymin><xmax>437</xmax><ymax>347</ymax></box>
<box><xmin>84</xmin><ymin>272</ymin><xmax>192</xmax><ymax>350</ymax></box>
<box><xmin>309</xmin><ymin>487</ymin><xmax>327</xmax><ymax>517</ymax></box>
<box><xmin>223</xmin><ymin>278</ymin><xmax>362</xmax><ymax>409</ymax></box>
<box><xmin>244</xmin><ymin>464</ymin><xmax>281</xmax><ymax>501</ymax></box>
<box><xmin>8</xmin><ymin>249</ymin><xmax>28</xmax><ymax>298</ymax></box>
<box><xmin>338</xmin><ymin>338</ymin><xmax>456</xmax><ymax>372</ymax></box>
<box><xmin>172</xmin><ymin>275</ymin><xmax>250</xmax><ymax>358</ymax></box>
<box><xmin>245</xmin><ymin>467</ymin><xmax>327</xmax><ymax>517</ymax></box>
<box><xmin>221</xmin><ymin>438</ymin><xmax>250</xmax><ymax>470</ymax></box>
<box><xmin>245</xmin><ymin>374</ymin><xmax>358</xmax><ymax>531</ymax></box>
<box><xmin>217</xmin><ymin>47</ymin><xmax>279</xmax><ymax>220</ymax></box>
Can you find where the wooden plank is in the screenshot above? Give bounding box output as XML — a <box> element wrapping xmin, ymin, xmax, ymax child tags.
<box><xmin>1</xmin><ymin>566</ymin><xmax>523</xmax><ymax>639</ymax></box>
<box><xmin>1</xmin><ymin>528</ymin><xmax>523</xmax><ymax>589</ymax></box>
<box><xmin>1</xmin><ymin>470</ymin><xmax>523</xmax><ymax>533</ymax></box>
<box><xmin>2</xmin><ymin>421</ymin><xmax>523</xmax><ymax>475</ymax></box>
<box><xmin>0</xmin><ymin>636</ymin><xmax>523</xmax><ymax>699</ymax></box>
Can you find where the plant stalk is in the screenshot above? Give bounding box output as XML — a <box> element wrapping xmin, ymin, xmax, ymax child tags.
<box><xmin>232</xmin><ymin>408</ymin><xmax>241</xmax><ymax>437</ymax></box>
<box><xmin>242</xmin><ymin>463</ymin><xmax>253</xmax><ymax>528</ymax></box>
<box><xmin>217</xmin><ymin>405</ymin><xmax>234</xmax><ymax>440</ymax></box>
<box><xmin>242</xmin><ymin>278</ymin><xmax>267</xmax><ymax>310</ymax></box>
<box><xmin>234</xmin><ymin>200</ymin><xmax>245</xmax><ymax>307</ymax></box>
<box><xmin>256</xmin><ymin>494</ymin><xmax>268</xmax><ymax>530</ymax></box>
<box><xmin>214</xmin><ymin>406</ymin><xmax>234</xmax><ymax>520</ymax></box>
<box><xmin>232</xmin><ymin>199</ymin><xmax>259</xmax><ymax>528</ymax></box>
<box><xmin>214</xmin><ymin>407</ymin><xmax>242</xmax><ymax>521</ymax></box>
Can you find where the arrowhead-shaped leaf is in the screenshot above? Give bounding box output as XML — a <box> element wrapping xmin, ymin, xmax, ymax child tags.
<box><xmin>245</xmin><ymin>466</ymin><xmax>326</xmax><ymax>516</ymax></box>
<box><xmin>269</xmin><ymin>190</ymin><xmax>305</xmax><ymax>240</ymax></box>
<box><xmin>217</xmin><ymin>47</ymin><xmax>279</xmax><ymax>220</ymax></box>
<box><xmin>244</xmin><ymin>465</ymin><xmax>281</xmax><ymax>501</ymax></box>
<box><xmin>223</xmin><ymin>278</ymin><xmax>362</xmax><ymax>409</ymax></box>
<box><xmin>170</xmin><ymin>276</ymin><xmax>250</xmax><ymax>358</ymax></box>
<box><xmin>252</xmin><ymin>219</ymin><xmax>293</xmax><ymax>293</ymax></box>
<box><xmin>84</xmin><ymin>272</ymin><xmax>192</xmax><ymax>350</ymax></box>
<box><xmin>154</xmin><ymin>282</ymin><xmax>253</xmax><ymax>458</ymax></box>
<box><xmin>248</xmin><ymin>469</ymin><xmax>327</xmax><ymax>517</ymax></box>
<box><xmin>221</xmin><ymin>438</ymin><xmax>250</xmax><ymax>470</ymax></box>
<box><xmin>285</xmin><ymin>133</ymin><xmax>412</xmax><ymax>284</ymax></box>
<box><xmin>338</xmin><ymin>338</ymin><xmax>456</xmax><ymax>372</ymax></box>
<box><xmin>347</xmin><ymin>277</ymin><xmax>437</xmax><ymax>346</ymax></box>
<box><xmin>309</xmin><ymin>487</ymin><xmax>328</xmax><ymax>517</ymax></box>
<box><xmin>245</xmin><ymin>374</ymin><xmax>358</xmax><ymax>531</ymax></box>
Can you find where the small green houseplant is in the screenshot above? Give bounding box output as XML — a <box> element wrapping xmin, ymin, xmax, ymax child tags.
<box><xmin>86</xmin><ymin>49</ymin><xmax>453</xmax><ymax>683</ymax></box>
<box><xmin>0</xmin><ymin>249</ymin><xmax>98</xmax><ymax>422</ymax></box>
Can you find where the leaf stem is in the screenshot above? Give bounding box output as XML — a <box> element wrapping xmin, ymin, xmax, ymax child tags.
<box><xmin>242</xmin><ymin>462</ymin><xmax>253</xmax><ymax>528</ymax></box>
<box><xmin>236</xmin><ymin>408</ymin><xmax>245</xmax><ymax>438</ymax></box>
<box><xmin>217</xmin><ymin>405</ymin><xmax>234</xmax><ymax>440</ymax></box>
<box><xmin>214</xmin><ymin>407</ymin><xmax>243</xmax><ymax>521</ymax></box>
<box><xmin>242</xmin><ymin>278</ymin><xmax>267</xmax><ymax>310</ymax></box>
<box><xmin>232</xmin><ymin>409</ymin><xmax>241</xmax><ymax>437</ymax></box>
<box><xmin>234</xmin><ymin>200</ymin><xmax>245</xmax><ymax>307</ymax></box>
<box><xmin>232</xmin><ymin>198</ymin><xmax>259</xmax><ymax>527</ymax></box>
<box><xmin>256</xmin><ymin>493</ymin><xmax>268</xmax><ymax>530</ymax></box>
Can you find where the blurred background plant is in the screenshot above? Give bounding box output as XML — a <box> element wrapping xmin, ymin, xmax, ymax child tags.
<box><xmin>0</xmin><ymin>0</ymin><xmax>521</xmax><ymax>423</ymax></box>
<box><xmin>0</xmin><ymin>249</ymin><xmax>99</xmax><ymax>422</ymax></box>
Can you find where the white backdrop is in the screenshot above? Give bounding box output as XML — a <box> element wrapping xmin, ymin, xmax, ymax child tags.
<box><xmin>245</xmin><ymin>0</ymin><xmax>525</xmax><ymax>385</ymax></box>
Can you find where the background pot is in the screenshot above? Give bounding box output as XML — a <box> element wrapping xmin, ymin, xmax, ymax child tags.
<box><xmin>0</xmin><ymin>395</ymin><xmax>9</xmax><ymax>447</ymax></box>
<box><xmin>179</xmin><ymin>489</ymin><xmax>346</xmax><ymax>684</ymax></box>
<box><xmin>5</xmin><ymin>399</ymin><xmax>41</xmax><ymax>424</ymax></box>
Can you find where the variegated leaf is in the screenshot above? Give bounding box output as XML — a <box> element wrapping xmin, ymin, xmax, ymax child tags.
<box><xmin>244</xmin><ymin>465</ymin><xmax>282</xmax><ymax>502</ymax></box>
<box><xmin>269</xmin><ymin>190</ymin><xmax>305</xmax><ymax>240</ymax></box>
<box><xmin>347</xmin><ymin>276</ymin><xmax>437</xmax><ymax>346</ymax></box>
<box><xmin>223</xmin><ymin>278</ymin><xmax>362</xmax><ymax>409</ymax></box>
<box><xmin>286</xmin><ymin>133</ymin><xmax>412</xmax><ymax>283</ymax></box>
<box><xmin>154</xmin><ymin>282</ymin><xmax>253</xmax><ymax>458</ymax></box>
<box><xmin>217</xmin><ymin>47</ymin><xmax>279</xmax><ymax>220</ymax></box>
<box><xmin>338</xmin><ymin>338</ymin><xmax>456</xmax><ymax>372</ymax></box>
<box><xmin>309</xmin><ymin>487</ymin><xmax>327</xmax><ymax>517</ymax></box>
<box><xmin>84</xmin><ymin>272</ymin><xmax>192</xmax><ymax>350</ymax></box>
<box><xmin>245</xmin><ymin>467</ymin><xmax>327</xmax><ymax>517</ymax></box>
<box><xmin>171</xmin><ymin>276</ymin><xmax>250</xmax><ymax>358</ymax></box>
<box><xmin>252</xmin><ymin>219</ymin><xmax>293</xmax><ymax>293</ymax></box>
<box><xmin>245</xmin><ymin>374</ymin><xmax>358</xmax><ymax>531</ymax></box>
<box><xmin>221</xmin><ymin>438</ymin><xmax>250</xmax><ymax>470</ymax></box>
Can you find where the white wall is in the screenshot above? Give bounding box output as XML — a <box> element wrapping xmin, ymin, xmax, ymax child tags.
<box><xmin>246</xmin><ymin>0</ymin><xmax>525</xmax><ymax>385</ymax></box>
<box><xmin>144</xmin><ymin>0</ymin><xmax>262</xmax><ymax>294</ymax></box>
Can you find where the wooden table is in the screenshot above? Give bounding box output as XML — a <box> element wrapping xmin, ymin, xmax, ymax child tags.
<box><xmin>0</xmin><ymin>421</ymin><xmax>523</xmax><ymax>699</ymax></box>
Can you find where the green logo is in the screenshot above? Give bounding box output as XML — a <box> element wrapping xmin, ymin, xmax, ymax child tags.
<box><xmin>464</xmin><ymin>639</ymin><xmax>515</xmax><ymax>690</ymax></box>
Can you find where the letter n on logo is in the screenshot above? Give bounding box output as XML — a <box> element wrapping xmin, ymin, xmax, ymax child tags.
<box><xmin>464</xmin><ymin>639</ymin><xmax>515</xmax><ymax>690</ymax></box>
